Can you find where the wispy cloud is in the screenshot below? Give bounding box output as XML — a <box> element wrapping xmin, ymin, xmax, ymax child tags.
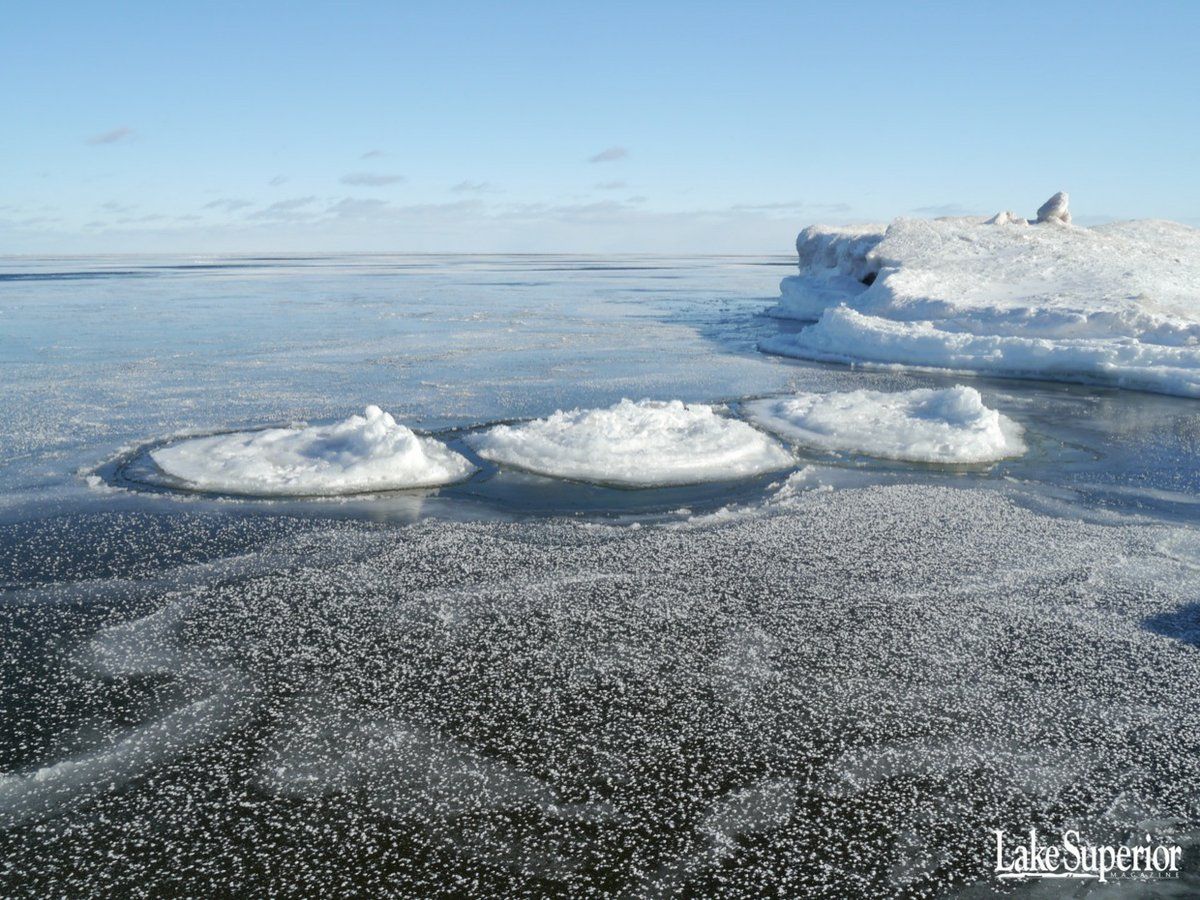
<box><xmin>594</xmin><ymin>180</ymin><xmax>627</xmax><ymax>190</ymax></box>
<box><xmin>730</xmin><ymin>199</ymin><xmax>853</xmax><ymax>215</ymax></box>
<box><xmin>87</xmin><ymin>126</ymin><xmax>133</xmax><ymax>146</ymax></box>
<box><xmin>246</xmin><ymin>196</ymin><xmax>319</xmax><ymax>221</ymax></box>
<box><xmin>451</xmin><ymin>180</ymin><xmax>492</xmax><ymax>193</ymax></box>
<box><xmin>325</xmin><ymin>197</ymin><xmax>392</xmax><ymax>219</ymax></box>
<box><xmin>730</xmin><ymin>200</ymin><xmax>808</xmax><ymax>212</ymax></box>
<box><xmin>117</xmin><ymin>213</ymin><xmax>168</xmax><ymax>224</ymax></box>
<box><xmin>203</xmin><ymin>198</ymin><xmax>253</xmax><ymax>212</ymax></box>
<box><xmin>323</xmin><ymin>198</ymin><xmax>486</xmax><ymax>224</ymax></box>
<box><xmin>588</xmin><ymin>146</ymin><xmax>628</xmax><ymax>163</ymax></box>
<box><xmin>268</xmin><ymin>175</ymin><xmax>289</xmax><ymax>187</ymax></box>
<box><xmin>340</xmin><ymin>172</ymin><xmax>405</xmax><ymax>187</ymax></box>
<box><xmin>100</xmin><ymin>200</ymin><xmax>137</xmax><ymax>213</ymax></box>
<box><xmin>910</xmin><ymin>202</ymin><xmax>981</xmax><ymax>217</ymax></box>
<box><xmin>8</xmin><ymin>193</ymin><xmax>852</xmax><ymax>253</ymax></box>
<box><xmin>360</xmin><ymin>150</ymin><xmax>385</xmax><ymax>159</ymax></box>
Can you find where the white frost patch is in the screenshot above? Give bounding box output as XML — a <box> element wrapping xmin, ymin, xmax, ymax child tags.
<box><xmin>467</xmin><ymin>398</ymin><xmax>793</xmax><ymax>486</ymax></box>
<box><xmin>766</xmin><ymin>201</ymin><xmax>1200</xmax><ymax>397</ymax></box>
<box><xmin>151</xmin><ymin>406</ymin><xmax>475</xmax><ymax>496</ymax></box>
<box><xmin>745</xmin><ymin>386</ymin><xmax>1025</xmax><ymax>463</ymax></box>
<box><xmin>0</xmin><ymin>692</ymin><xmax>246</xmax><ymax>827</ymax></box>
<box><xmin>261</xmin><ymin>711</ymin><xmax>614</xmax><ymax>824</ymax></box>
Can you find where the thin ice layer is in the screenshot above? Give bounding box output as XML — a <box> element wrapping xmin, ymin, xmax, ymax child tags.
<box><xmin>766</xmin><ymin>214</ymin><xmax>1200</xmax><ymax>397</ymax></box>
<box><xmin>467</xmin><ymin>398</ymin><xmax>793</xmax><ymax>486</ymax></box>
<box><xmin>744</xmin><ymin>385</ymin><xmax>1025</xmax><ymax>463</ymax></box>
<box><xmin>151</xmin><ymin>406</ymin><xmax>474</xmax><ymax>495</ymax></box>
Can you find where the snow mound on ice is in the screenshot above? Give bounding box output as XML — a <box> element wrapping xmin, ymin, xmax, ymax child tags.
<box><xmin>984</xmin><ymin>210</ymin><xmax>1027</xmax><ymax>226</ymax></box>
<box><xmin>467</xmin><ymin>398</ymin><xmax>793</xmax><ymax>486</ymax></box>
<box><xmin>766</xmin><ymin>208</ymin><xmax>1200</xmax><ymax>397</ymax></box>
<box><xmin>1036</xmin><ymin>190</ymin><xmax>1071</xmax><ymax>224</ymax></box>
<box><xmin>745</xmin><ymin>386</ymin><xmax>1025</xmax><ymax>464</ymax></box>
<box><xmin>151</xmin><ymin>406</ymin><xmax>475</xmax><ymax>495</ymax></box>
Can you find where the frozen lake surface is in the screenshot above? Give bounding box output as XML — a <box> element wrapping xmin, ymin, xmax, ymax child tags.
<box><xmin>3</xmin><ymin>254</ymin><xmax>1200</xmax><ymax>896</ymax></box>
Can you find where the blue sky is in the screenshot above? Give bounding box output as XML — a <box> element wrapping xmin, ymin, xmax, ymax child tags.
<box><xmin>3</xmin><ymin>1</ymin><xmax>1198</xmax><ymax>253</ymax></box>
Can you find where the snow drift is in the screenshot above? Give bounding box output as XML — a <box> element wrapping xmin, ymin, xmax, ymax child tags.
<box><xmin>763</xmin><ymin>195</ymin><xmax>1200</xmax><ymax>397</ymax></box>
<box><xmin>467</xmin><ymin>398</ymin><xmax>793</xmax><ymax>486</ymax></box>
<box><xmin>151</xmin><ymin>406</ymin><xmax>475</xmax><ymax>495</ymax></box>
<box><xmin>744</xmin><ymin>386</ymin><xmax>1025</xmax><ymax>464</ymax></box>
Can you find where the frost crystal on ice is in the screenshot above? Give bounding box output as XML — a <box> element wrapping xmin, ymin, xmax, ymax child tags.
<box><xmin>4</xmin><ymin>487</ymin><xmax>1200</xmax><ymax>895</ymax></box>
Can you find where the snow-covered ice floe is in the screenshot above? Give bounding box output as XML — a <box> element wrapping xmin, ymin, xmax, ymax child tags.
<box><xmin>744</xmin><ymin>385</ymin><xmax>1025</xmax><ymax>464</ymax></box>
<box><xmin>467</xmin><ymin>398</ymin><xmax>794</xmax><ymax>486</ymax></box>
<box><xmin>150</xmin><ymin>406</ymin><xmax>475</xmax><ymax>495</ymax></box>
<box><xmin>763</xmin><ymin>193</ymin><xmax>1200</xmax><ymax>397</ymax></box>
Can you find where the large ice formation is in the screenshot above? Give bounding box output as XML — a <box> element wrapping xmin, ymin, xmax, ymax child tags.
<box><xmin>744</xmin><ymin>385</ymin><xmax>1026</xmax><ymax>463</ymax></box>
<box><xmin>151</xmin><ymin>406</ymin><xmax>475</xmax><ymax>495</ymax></box>
<box><xmin>467</xmin><ymin>398</ymin><xmax>794</xmax><ymax>486</ymax></box>
<box><xmin>764</xmin><ymin>195</ymin><xmax>1200</xmax><ymax>397</ymax></box>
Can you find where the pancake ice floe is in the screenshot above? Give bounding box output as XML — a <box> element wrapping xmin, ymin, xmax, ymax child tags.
<box><xmin>467</xmin><ymin>398</ymin><xmax>793</xmax><ymax>486</ymax></box>
<box><xmin>745</xmin><ymin>385</ymin><xmax>1025</xmax><ymax>464</ymax></box>
<box><xmin>151</xmin><ymin>406</ymin><xmax>475</xmax><ymax>495</ymax></box>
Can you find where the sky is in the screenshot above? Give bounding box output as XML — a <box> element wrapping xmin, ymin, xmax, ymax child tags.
<box><xmin>2</xmin><ymin>0</ymin><xmax>1198</xmax><ymax>254</ymax></box>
